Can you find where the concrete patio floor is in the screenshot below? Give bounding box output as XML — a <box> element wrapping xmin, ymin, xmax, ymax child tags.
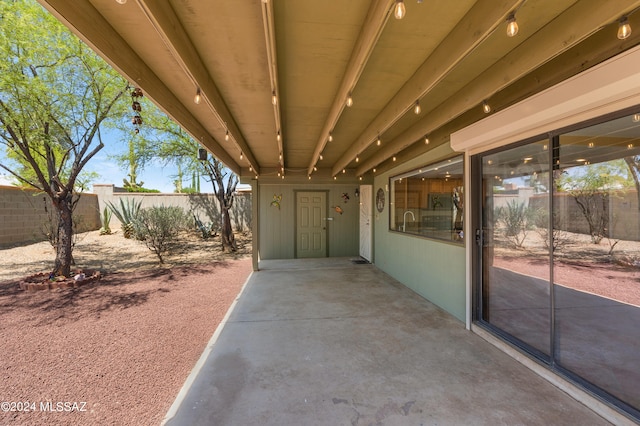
<box><xmin>163</xmin><ymin>258</ymin><xmax>625</xmax><ymax>425</ymax></box>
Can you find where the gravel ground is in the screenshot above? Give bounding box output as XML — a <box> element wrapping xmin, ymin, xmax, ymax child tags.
<box><xmin>0</xmin><ymin>231</ymin><xmax>253</xmax><ymax>426</ymax></box>
<box><xmin>492</xmin><ymin>230</ymin><xmax>640</xmax><ymax>306</ymax></box>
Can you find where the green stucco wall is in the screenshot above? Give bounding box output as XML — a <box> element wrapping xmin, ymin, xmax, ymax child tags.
<box><xmin>258</xmin><ymin>183</ymin><xmax>359</xmax><ymax>259</ymax></box>
<box><xmin>372</xmin><ymin>145</ymin><xmax>466</xmax><ymax>322</ymax></box>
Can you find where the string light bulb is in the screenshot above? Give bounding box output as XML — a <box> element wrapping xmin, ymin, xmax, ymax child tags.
<box><xmin>115</xmin><ymin>0</ymin><xmax>127</xmax><ymax>4</ymax></box>
<box><xmin>393</xmin><ymin>156</ymin><xmax>397</xmax><ymax>162</ymax></box>
<box><xmin>319</xmin><ymin>154</ymin><xmax>324</xmax><ymax>161</ymax></box>
<box><xmin>272</xmin><ymin>91</ymin><xmax>277</xmax><ymax>105</ymax></box>
<box><xmin>424</xmin><ymin>135</ymin><xmax>429</xmax><ymax>145</ymax></box>
<box><xmin>346</xmin><ymin>93</ymin><xmax>354</xmax><ymax>107</ymax></box>
<box><xmin>394</xmin><ymin>0</ymin><xmax>406</xmax><ymax>20</ymax></box>
<box><xmin>376</xmin><ymin>135</ymin><xmax>381</xmax><ymax>146</ymax></box>
<box><xmin>225</xmin><ymin>130</ymin><xmax>230</xmax><ymax>141</ymax></box>
<box><xmin>240</xmin><ymin>152</ymin><xmax>243</xmax><ymax>160</ymax></box>
<box><xmin>506</xmin><ymin>12</ymin><xmax>518</xmax><ymax>37</ymax></box>
<box><xmin>482</xmin><ymin>100</ymin><xmax>491</xmax><ymax>114</ymax></box>
<box><xmin>414</xmin><ymin>100</ymin><xmax>421</xmax><ymax>115</ymax></box>
<box><xmin>618</xmin><ymin>16</ymin><xmax>632</xmax><ymax>40</ymax></box>
<box><xmin>633</xmin><ymin>113</ymin><xmax>640</xmax><ymax>122</ymax></box>
<box><xmin>277</xmin><ymin>131</ymin><xmax>281</xmax><ymax>142</ymax></box>
<box><xmin>355</xmin><ymin>155</ymin><xmax>359</xmax><ymax>163</ymax></box>
<box><xmin>328</xmin><ymin>133</ymin><xmax>333</xmax><ymax>142</ymax></box>
<box><xmin>194</xmin><ymin>88</ymin><xmax>202</xmax><ymax>104</ymax></box>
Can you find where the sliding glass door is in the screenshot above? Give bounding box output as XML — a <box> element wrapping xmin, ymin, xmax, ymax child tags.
<box><xmin>478</xmin><ymin>139</ymin><xmax>551</xmax><ymax>358</ymax></box>
<box><xmin>475</xmin><ymin>111</ymin><xmax>640</xmax><ymax>418</ymax></box>
<box><xmin>554</xmin><ymin>116</ymin><xmax>640</xmax><ymax>412</ymax></box>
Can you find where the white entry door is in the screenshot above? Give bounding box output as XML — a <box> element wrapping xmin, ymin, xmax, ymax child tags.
<box><xmin>359</xmin><ymin>185</ymin><xmax>372</xmax><ymax>262</ymax></box>
<box><xmin>296</xmin><ymin>191</ymin><xmax>327</xmax><ymax>258</ymax></box>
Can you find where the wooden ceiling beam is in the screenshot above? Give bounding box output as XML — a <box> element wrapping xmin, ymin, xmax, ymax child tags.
<box><xmin>134</xmin><ymin>0</ymin><xmax>260</xmax><ymax>175</ymax></box>
<box><xmin>356</xmin><ymin>0</ymin><xmax>640</xmax><ymax>175</ymax></box>
<box><xmin>36</xmin><ymin>0</ymin><xmax>240</xmax><ymax>173</ymax></box>
<box><xmin>333</xmin><ymin>0</ymin><xmax>522</xmax><ymax>177</ymax></box>
<box><xmin>306</xmin><ymin>0</ymin><xmax>394</xmax><ymax>177</ymax></box>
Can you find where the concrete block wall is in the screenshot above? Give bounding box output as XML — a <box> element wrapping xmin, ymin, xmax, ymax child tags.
<box><xmin>92</xmin><ymin>184</ymin><xmax>252</xmax><ymax>233</ymax></box>
<box><xmin>0</xmin><ymin>186</ymin><xmax>100</xmax><ymax>247</ymax></box>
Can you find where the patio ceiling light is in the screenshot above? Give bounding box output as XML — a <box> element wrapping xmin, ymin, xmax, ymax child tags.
<box><xmin>394</xmin><ymin>0</ymin><xmax>406</xmax><ymax>20</ymax></box>
<box><xmin>506</xmin><ymin>12</ymin><xmax>519</xmax><ymax>37</ymax></box>
<box><xmin>618</xmin><ymin>16</ymin><xmax>632</xmax><ymax>40</ymax></box>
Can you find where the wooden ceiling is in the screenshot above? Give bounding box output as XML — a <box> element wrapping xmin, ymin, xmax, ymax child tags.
<box><xmin>37</xmin><ymin>0</ymin><xmax>640</xmax><ymax>182</ymax></box>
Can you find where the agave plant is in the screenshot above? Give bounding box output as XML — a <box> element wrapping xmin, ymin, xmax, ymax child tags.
<box><xmin>99</xmin><ymin>207</ymin><xmax>112</xmax><ymax>235</ymax></box>
<box><xmin>106</xmin><ymin>198</ymin><xmax>142</xmax><ymax>239</ymax></box>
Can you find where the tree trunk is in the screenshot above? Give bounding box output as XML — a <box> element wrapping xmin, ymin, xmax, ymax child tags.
<box><xmin>52</xmin><ymin>193</ymin><xmax>74</xmax><ymax>277</ymax></box>
<box><xmin>624</xmin><ymin>157</ymin><xmax>640</xmax><ymax>210</ymax></box>
<box><xmin>220</xmin><ymin>204</ymin><xmax>236</xmax><ymax>252</ymax></box>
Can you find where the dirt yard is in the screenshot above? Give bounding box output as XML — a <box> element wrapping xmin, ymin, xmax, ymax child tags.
<box><xmin>0</xmin><ymin>230</ymin><xmax>252</xmax><ymax>426</ymax></box>
<box><xmin>492</xmin><ymin>229</ymin><xmax>640</xmax><ymax>306</ymax></box>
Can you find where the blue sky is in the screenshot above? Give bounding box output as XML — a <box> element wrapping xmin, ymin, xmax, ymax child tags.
<box><xmin>0</xmin><ymin>130</ymin><xmax>186</xmax><ymax>194</ymax></box>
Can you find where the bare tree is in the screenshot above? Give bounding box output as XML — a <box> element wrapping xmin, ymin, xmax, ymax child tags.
<box><xmin>201</xmin><ymin>158</ymin><xmax>238</xmax><ymax>251</ymax></box>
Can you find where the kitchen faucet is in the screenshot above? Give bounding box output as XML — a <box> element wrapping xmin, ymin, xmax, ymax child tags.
<box><xmin>402</xmin><ymin>210</ymin><xmax>415</xmax><ymax>232</ymax></box>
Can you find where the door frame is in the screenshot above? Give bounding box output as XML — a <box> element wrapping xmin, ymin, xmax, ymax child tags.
<box><xmin>294</xmin><ymin>190</ymin><xmax>329</xmax><ymax>258</ymax></box>
<box><xmin>359</xmin><ymin>185</ymin><xmax>372</xmax><ymax>262</ymax></box>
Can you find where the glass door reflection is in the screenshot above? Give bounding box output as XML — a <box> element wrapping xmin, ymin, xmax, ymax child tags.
<box><xmin>481</xmin><ymin>140</ymin><xmax>551</xmax><ymax>357</ymax></box>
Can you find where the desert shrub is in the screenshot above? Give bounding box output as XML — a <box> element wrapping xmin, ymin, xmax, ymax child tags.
<box><xmin>533</xmin><ymin>208</ymin><xmax>568</xmax><ymax>252</ymax></box>
<box><xmin>134</xmin><ymin>205</ymin><xmax>189</xmax><ymax>263</ymax></box>
<box><xmin>496</xmin><ymin>200</ymin><xmax>535</xmax><ymax>248</ymax></box>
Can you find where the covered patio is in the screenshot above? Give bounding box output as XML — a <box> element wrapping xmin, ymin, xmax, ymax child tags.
<box><xmin>162</xmin><ymin>258</ymin><xmax>621</xmax><ymax>425</ymax></box>
<box><xmin>34</xmin><ymin>1</ymin><xmax>640</xmax><ymax>422</ymax></box>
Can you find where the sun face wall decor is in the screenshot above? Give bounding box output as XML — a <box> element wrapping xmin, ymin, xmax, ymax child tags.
<box><xmin>376</xmin><ymin>188</ymin><xmax>385</xmax><ymax>213</ymax></box>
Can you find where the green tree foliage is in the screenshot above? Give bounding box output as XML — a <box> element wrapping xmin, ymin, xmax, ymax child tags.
<box><xmin>557</xmin><ymin>160</ymin><xmax>632</xmax><ymax>244</ymax></box>
<box><xmin>114</xmin><ymin>106</ymin><xmax>240</xmax><ymax>251</ymax></box>
<box><xmin>0</xmin><ymin>0</ymin><xmax>129</xmax><ymax>276</ymax></box>
<box><xmin>624</xmin><ymin>155</ymin><xmax>640</xmax><ymax>210</ymax></box>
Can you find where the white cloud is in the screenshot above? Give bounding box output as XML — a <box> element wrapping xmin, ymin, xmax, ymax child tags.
<box><xmin>0</xmin><ymin>174</ymin><xmax>15</xmax><ymax>186</ymax></box>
